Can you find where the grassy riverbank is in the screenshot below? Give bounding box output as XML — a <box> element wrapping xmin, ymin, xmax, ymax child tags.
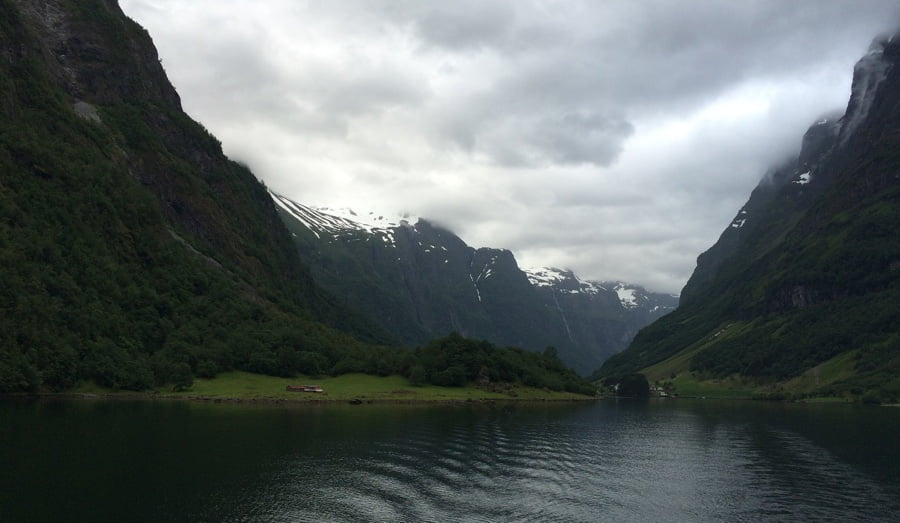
<box><xmin>68</xmin><ymin>371</ymin><xmax>595</xmax><ymax>403</ymax></box>
<box><xmin>640</xmin><ymin>351</ymin><xmax>865</xmax><ymax>402</ymax></box>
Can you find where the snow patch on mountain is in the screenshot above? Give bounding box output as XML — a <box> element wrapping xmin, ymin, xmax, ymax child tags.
<box><xmin>793</xmin><ymin>171</ymin><xmax>811</xmax><ymax>185</ymax></box>
<box><xmin>524</xmin><ymin>267</ymin><xmax>572</xmax><ymax>288</ymax></box>
<box><xmin>476</xmin><ymin>255</ymin><xmax>497</xmax><ymax>281</ymax></box>
<box><xmin>271</xmin><ymin>191</ymin><xmax>419</xmax><ymax>247</ymax></box>
<box><xmin>523</xmin><ymin>267</ymin><xmax>666</xmax><ymax>310</ymax></box>
<box><xmin>580</xmin><ymin>281</ymin><xmax>606</xmax><ymax>294</ymax></box>
<box><xmin>469</xmin><ymin>273</ymin><xmax>482</xmax><ymax>302</ymax></box>
<box><xmin>315</xmin><ymin>206</ymin><xmax>419</xmax><ymax>231</ymax></box>
<box><xmin>730</xmin><ymin>209</ymin><xmax>749</xmax><ymax>229</ymax></box>
<box><xmin>614</xmin><ymin>285</ymin><xmax>639</xmax><ymax>309</ymax></box>
<box><xmin>524</xmin><ymin>267</ymin><xmax>611</xmax><ymax>297</ymax></box>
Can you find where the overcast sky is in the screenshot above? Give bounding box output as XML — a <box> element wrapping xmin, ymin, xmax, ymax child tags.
<box><xmin>120</xmin><ymin>0</ymin><xmax>899</xmax><ymax>294</ymax></box>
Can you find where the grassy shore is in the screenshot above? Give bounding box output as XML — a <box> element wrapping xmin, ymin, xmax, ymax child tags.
<box><xmin>637</xmin><ymin>368</ymin><xmax>859</xmax><ymax>403</ymax></box>
<box><xmin>68</xmin><ymin>371</ymin><xmax>596</xmax><ymax>403</ymax></box>
<box><xmin>634</xmin><ymin>336</ymin><xmax>869</xmax><ymax>402</ymax></box>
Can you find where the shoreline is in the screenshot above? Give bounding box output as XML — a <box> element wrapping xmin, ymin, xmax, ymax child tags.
<box><xmin>4</xmin><ymin>392</ymin><xmax>883</xmax><ymax>407</ymax></box>
<box><xmin>0</xmin><ymin>391</ymin><xmax>600</xmax><ymax>406</ymax></box>
<box><xmin>0</xmin><ymin>372</ymin><xmax>600</xmax><ymax>406</ymax></box>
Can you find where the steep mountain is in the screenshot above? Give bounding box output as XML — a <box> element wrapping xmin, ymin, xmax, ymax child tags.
<box><xmin>0</xmin><ymin>0</ymin><xmax>388</xmax><ymax>392</ymax></box>
<box><xmin>599</xmin><ymin>33</ymin><xmax>900</xmax><ymax>401</ymax></box>
<box><xmin>526</xmin><ymin>267</ymin><xmax>679</xmax><ymax>359</ymax></box>
<box><xmin>271</xmin><ymin>194</ymin><xmax>677</xmax><ymax>374</ymax></box>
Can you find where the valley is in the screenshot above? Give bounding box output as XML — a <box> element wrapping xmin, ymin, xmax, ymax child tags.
<box><xmin>0</xmin><ymin>0</ymin><xmax>897</xmax><ymax>405</ymax></box>
<box><xmin>3</xmin><ymin>2</ymin><xmax>900</xmax><ymax>521</ymax></box>
<box><xmin>271</xmin><ymin>193</ymin><xmax>677</xmax><ymax>375</ymax></box>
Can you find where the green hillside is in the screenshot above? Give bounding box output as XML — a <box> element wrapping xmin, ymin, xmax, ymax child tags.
<box><xmin>0</xmin><ymin>0</ymin><xmax>389</xmax><ymax>392</ymax></box>
<box><xmin>597</xmin><ymin>34</ymin><xmax>900</xmax><ymax>403</ymax></box>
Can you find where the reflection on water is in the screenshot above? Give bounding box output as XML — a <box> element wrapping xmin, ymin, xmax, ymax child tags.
<box><xmin>1</xmin><ymin>399</ymin><xmax>898</xmax><ymax>522</ymax></box>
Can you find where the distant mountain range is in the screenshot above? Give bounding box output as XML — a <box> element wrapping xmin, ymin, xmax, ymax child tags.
<box><xmin>271</xmin><ymin>194</ymin><xmax>678</xmax><ymax>374</ymax></box>
<box><xmin>599</xmin><ymin>33</ymin><xmax>900</xmax><ymax>402</ymax></box>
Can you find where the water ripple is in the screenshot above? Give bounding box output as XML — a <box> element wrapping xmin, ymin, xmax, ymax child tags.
<box><xmin>190</xmin><ymin>402</ymin><xmax>900</xmax><ymax>522</ymax></box>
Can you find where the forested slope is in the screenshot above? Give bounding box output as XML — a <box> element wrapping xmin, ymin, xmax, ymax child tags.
<box><xmin>598</xmin><ymin>33</ymin><xmax>900</xmax><ymax>401</ymax></box>
<box><xmin>0</xmin><ymin>0</ymin><xmax>389</xmax><ymax>392</ymax></box>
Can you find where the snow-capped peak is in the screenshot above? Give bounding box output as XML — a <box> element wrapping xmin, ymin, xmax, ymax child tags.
<box><xmin>270</xmin><ymin>191</ymin><xmax>418</xmax><ymax>246</ymax></box>
<box><xmin>523</xmin><ymin>267</ymin><xmax>574</xmax><ymax>288</ymax></box>
<box><xmin>523</xmin><ymin>267</ymin><xmax>657</xmax><ymax>309</ymax></box>
<box><xmin>310</xmin><ymin>206</ymin><xmax>418</xmax><ymax>232</ymax></box>
<box><xmin>523</xmin><ymin>267</ymin><xmax>608</xmax><ymax>296</ymax></box>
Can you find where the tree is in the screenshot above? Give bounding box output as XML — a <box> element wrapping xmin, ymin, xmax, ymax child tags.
<box><xmin>408</xmin><ymin>364</ymin><xmax>427</xmax><ymax>386</ymax></box>
<box><xmin>609</xmin><ymin>373</ymin><xmax>649</xmax><ymax>397</ymax></box>
<box><xmin>171</xmin><ymin>363</ymin><xmax>193</xmax><ymax>392</ymax></box>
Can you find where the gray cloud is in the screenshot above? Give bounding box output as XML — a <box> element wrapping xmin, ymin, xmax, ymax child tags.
<box><xmin>121</xmin><ymin>0</ymin><xmax>900</xmax><ymax>293</ymax></box>
<box><xmin>407</xmin><ymin>1</ymin><xmax>516</xmax><ymax>50</ymax></box>
<box><xmin>441</xmin><ymin>109</ymin><xmax>634</xmax><ymax>167</ymax></box>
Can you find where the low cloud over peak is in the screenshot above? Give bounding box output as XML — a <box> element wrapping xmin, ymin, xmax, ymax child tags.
<box><xmin>122</xmin><ymin>0</ymin><xmax>900</xmax><ymax>293</ymax></box>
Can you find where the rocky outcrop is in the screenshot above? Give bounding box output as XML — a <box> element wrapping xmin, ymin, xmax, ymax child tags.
<box><xmin>13</xmin><ymin>0</ymin><xmax>181</xmax><ymax>107</ymax></box>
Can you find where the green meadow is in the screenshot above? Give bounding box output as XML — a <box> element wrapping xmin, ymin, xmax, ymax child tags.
<box><xmin>74</xmin><ymin>371</ymin><xmax>595</xmax><ymax>403</ymax></box>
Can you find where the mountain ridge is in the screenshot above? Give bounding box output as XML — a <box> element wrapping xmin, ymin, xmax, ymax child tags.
<box><xmin>272</xmin><ymin>192</ymin><xmax>678</xmax><ymax>374</ymax></box>
<box><xmin>598</xmin><ymin>32</ymin><xmax>900</xmax><ymax>401</ymax></box>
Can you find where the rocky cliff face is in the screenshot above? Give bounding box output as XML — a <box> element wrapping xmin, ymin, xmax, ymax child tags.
<box><xmin>5</xmin><ymin>0</ymin><xmax>297</xmax><ymax>292</ymax></box>
<box><xmin>13</xmin><ymin>0</ymin><xmax>181</xmax><ymax>107</ymax></box>
<box><xmin>599</xmin><ymin>33</ymin><xmax>900</xmax><ymax>400</ymax></box>
<box><xmin>0</xmin><ymin>0</ymin><xmax>385</xmax><ymax>392</ymax></box>
<box><xmin>682</xmin><ymin>35</ymin><xmax>897</xmax><ymax>305</ymax></box>
<box><xmin>526</xmin><ymin>267</ymin><xmax>678</xmax><ymax>364</ymax></box>
<box><xmin>680</xmin><ymin>115</ymin><xmax>842</xmax><ymax>303</ymax></box>
<box><xmin>273</xmin><ymin>194</ymin><xmax>677</xmax><ymax>374</ymax></box>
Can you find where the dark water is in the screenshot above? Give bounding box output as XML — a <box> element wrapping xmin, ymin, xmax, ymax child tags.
<box><xmin>1</xmin><ymin>399</ymin><xmax>898</xmax><ymax>522</ymax></box>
